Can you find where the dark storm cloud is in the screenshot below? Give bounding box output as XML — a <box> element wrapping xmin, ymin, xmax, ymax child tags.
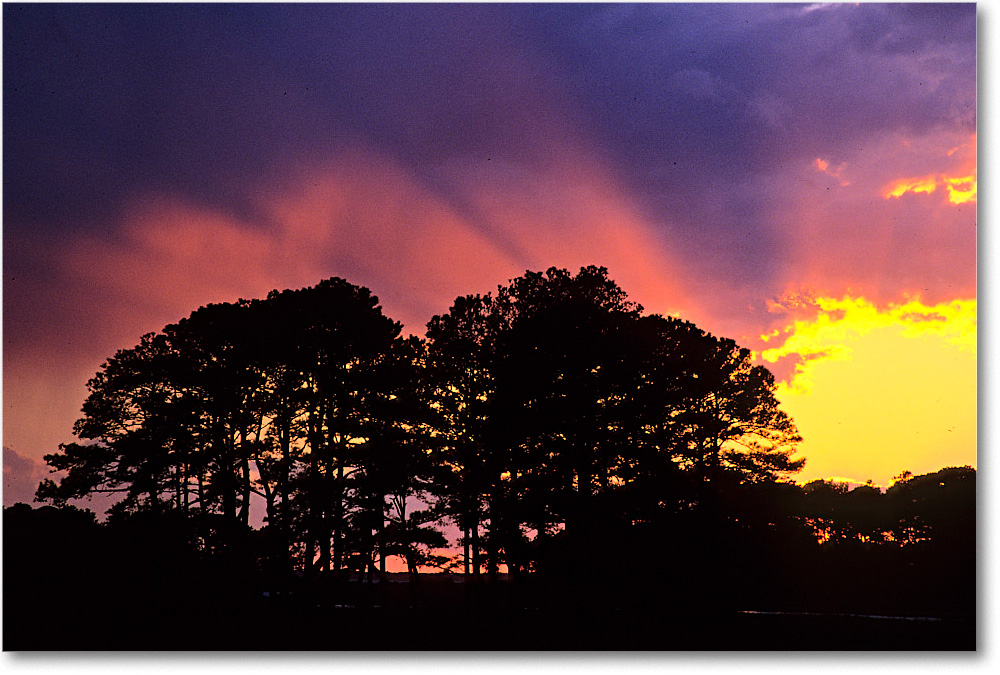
<box><xmin>4</xmin><ymin>3</ymin><xmax>974</xmax><ymax>237</ymax></box>
<box><xmin>4</xmin><ymin>4</ymin><xmax>343</xmax><ymax>228</ymax></box>
<box><xmin>517</xmin><ymin>3</ymin><xmax>975</xmax><ymax>226</ymax></box>
<box><xmin>3</xmin><ymin>4</ymin><xmax>566</xmax><ymax>230</ymax></box>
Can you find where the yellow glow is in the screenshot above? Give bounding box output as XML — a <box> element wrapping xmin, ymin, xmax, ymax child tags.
<box><xmin>946</xmin><ymin>175</ymin><xmax>977</xmax><ymax>204</ymax></box>
<box><xmin>815</xmin><ymin>158</ymin><xmax>829</xmax><ymax>172</ymax></box>
<box><xmin>760</xmin><ymin>296</ymin><xmax>976</xmax><ymax>486</ymax></box>
<box><xmin>884</xmin><ymin>175</ymin><xmax>938</xmax><ymax>198</ymax></box>
<box><xmin>883</xmin><ymin>173</ymin><xmax>978</xmax><ymax>203</ymax></box>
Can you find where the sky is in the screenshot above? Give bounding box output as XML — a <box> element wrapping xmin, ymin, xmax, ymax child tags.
<box><xmin>2</xmin><ymin>2</ymin><xmax>977</xmax><ymax>511</ymax></box>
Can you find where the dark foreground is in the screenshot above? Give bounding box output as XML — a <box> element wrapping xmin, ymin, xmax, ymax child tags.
<box><xmin>7</xmin><ymin>605</ymin><xmax>974</xmax><ymax>651</ymax></box>
<box><xmin>4</xmin><ymin>500</ymin><xmax>975</xmax><ymax>651</ymax></box>
<box><xmin>5</xmin><ymin>576</ymin><xmax>974</xmax><ymax>651</ymax></box>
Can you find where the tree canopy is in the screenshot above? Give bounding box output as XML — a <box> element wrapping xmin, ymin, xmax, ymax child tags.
<box><xmin>37</xmin><ymin>267</ymin><xmax>807</xmax><ymax>581</ymax></box>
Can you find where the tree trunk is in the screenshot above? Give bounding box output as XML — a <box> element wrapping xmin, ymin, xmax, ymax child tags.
<box><xmin>487</xmin><ymin>481</ymin><xmax>501</xmax><ymax>582</ymax></box>
<box><xmin>463</xmin><ymin>519</ymin><xmax>471</xmax><ymax>577</ymax></box>
<box><xmin>378</xmin><ymin>512</ymin><xmax>387</xmax><ymax>577</ymax></box>
<box><xmin>471</xmin><ymin>514</ymin><xmax>481</xmax><ymax>580</ymax></box>
<box><xmin>332</xmin><ymin>462</ymin><xmax>345</xmax><ymax>575</ymax></box>
<box><xmin>239</xmin><ymin>452</ymin><xmax>252</xmax><ymax>527</ymax></box>
<box><xmin>220</xmin><ymin>422</ymin><xmax>237</xmax><ymax>523</ymax></box>
<box><xmin>278</xmin><ymin>408</ymin><xmax>291</xmax><ymax>579</ymax></box>
<box><xmin>173</xmin><ymin>457</ymin><xmax>182</xmax><ymax>511</ymax></box>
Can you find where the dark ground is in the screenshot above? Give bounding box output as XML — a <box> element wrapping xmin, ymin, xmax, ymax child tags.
<box><xmin>3</xmin><ymin>503</ymin><xmax>975</xmax><ymax>651</ymax></box>
<box><xmin>4</xmin><ymin>574</ymin><xmax>975</xmax><ymax>651</ymax></box>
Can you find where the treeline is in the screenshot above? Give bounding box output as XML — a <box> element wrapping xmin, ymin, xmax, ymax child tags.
<box><xmin>5</xmin><ymin>465</ymin><xmax>974</xmax><ymax>649</ymax></box>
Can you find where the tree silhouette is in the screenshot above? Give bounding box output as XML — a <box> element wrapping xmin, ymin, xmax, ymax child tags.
<box><xmin>24</xmin><ymin>267</ymin><xmax>975</xmax><ymax>649</ymax></box>
<box><xmin>37</xmin><ymin>330</ymin><xmax>188</xmax><ymax>514</ymax></box>
<box><xmin>426</xmin><ymin>266</ymin><xmax>804</xmax><ymax>585</ymax></box>
<box><xmin>38</xmin><ymin>278</ymin><xmax>414</xmax><ymax>578</ymax></box>
<box><xmin>425</xmin><ymin>292</ymin><xmax>502</xmax><ymax>578</ymax></box>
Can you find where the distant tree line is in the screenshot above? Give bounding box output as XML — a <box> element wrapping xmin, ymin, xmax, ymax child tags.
<box><xmin>6</xmin><ymin>465</ymin><xmax>974</xmax><ymax>648</ymax></box>
<box><xmin>17</xmin><ymin>266</ymin><xmax>974</xmax><ymax>646</ymax></box>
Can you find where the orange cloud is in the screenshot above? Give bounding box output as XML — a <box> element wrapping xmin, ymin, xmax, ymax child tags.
<box><xmin>55</xmin><ymin>147</ymin><xmax>527</xmax><ymax>342</ymax></box>
<box><xmin>883</xmin><ymin>174</ymin><xmax>939</xmax><ymax>198</ymax></box>
<box><xmin>814</xmin><ymin>157</ymin><xmax>850</xmax><ymax>186</ymax></box>
<box><xmin>53</xmin><ymin>142</ymin><xmax>695</xmax><ymax>344</ymax></box>
<box><xmin>774</xmin><ymin>129</ymin><xmax>977</xmax><ymax>315</ymax></box>
<box><xmin>945</xmin><ymin>175</ymin><xmax>977</xmax><ymax>204</ymax></box>
<box><xmin>881</xmin><ymin>133</ymin><xmax>977</xmax><ymax>204</ymax></box>
<box><xmin>883</xmin><ymin>173</ymin><xmax>976</xmax><ymax>203</ymax></box>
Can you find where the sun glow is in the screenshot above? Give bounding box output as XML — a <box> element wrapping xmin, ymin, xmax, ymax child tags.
<box><xmin>760</xmin><ymin>295</ymin><xmax>976</xmax><ymax>486</ymax></box>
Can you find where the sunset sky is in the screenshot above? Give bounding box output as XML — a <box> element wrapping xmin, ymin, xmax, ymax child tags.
<box><xmin>2</xmin><ymin>3</ymin><xmax>977</xmax><ymax>509</ymax></box>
